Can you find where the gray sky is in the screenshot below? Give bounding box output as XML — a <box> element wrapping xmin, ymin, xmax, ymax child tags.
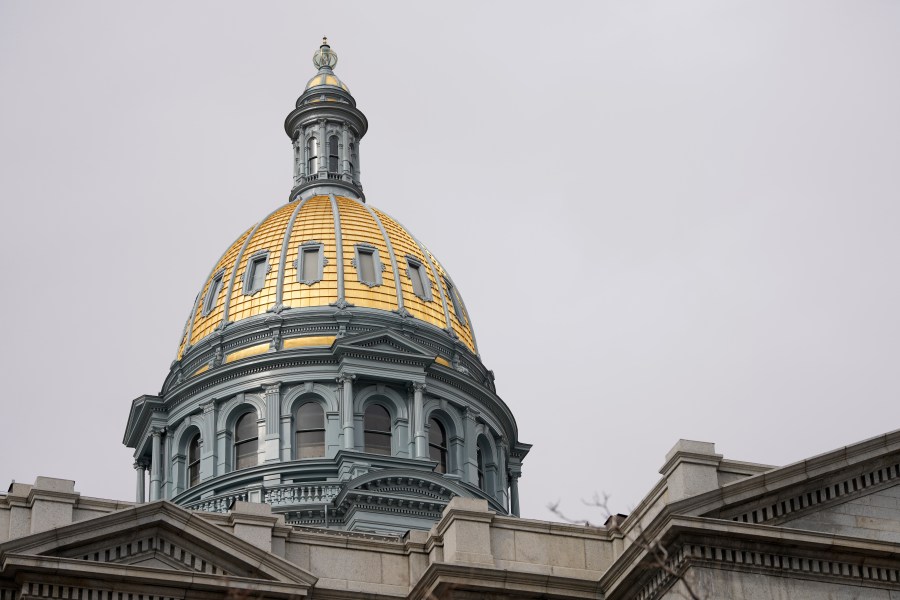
<box><xmin>1</xmin><ymin>1</ymin><xmax>899</xmax><ymax>522</ymax></box>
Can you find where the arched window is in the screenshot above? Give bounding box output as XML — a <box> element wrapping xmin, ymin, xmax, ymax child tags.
<box><xmin>428</xmin><ymin>418</ymin><xmax>448</xmax><ymax>474</ymax></box>
<box><xmin>187</xmin><ymin>434</ymin><xmax>201</xmax><ymax>488</ymax></box>
<box><xmin>328</xmin><ymin>135</ymin><xmax>339</xmax><ymax>173</ymax></box>
<box><xmin>306</xmin><ymin>136</ymin><xmax>318</xmax><ymax>174</ymax></box>
<box><xmin>476</xmin><ymin>447</ymin><xmax>485</xmax><ymax>490</ymax></box>
<box><xmin>364</xmin><ymin>405</ymin><xmax>392</xmax><ymax>455</ymax></box>
<box><xmin>234</xmin><ymin>412</ymin><xmax>258</xmax><ymax>470</ymax></box>
<box><xmin>295</xmin><ymin>402</ymin><xmax>325</xmax><ymax>459</ymax></box>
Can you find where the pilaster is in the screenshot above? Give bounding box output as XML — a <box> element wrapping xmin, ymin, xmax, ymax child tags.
<box><xmin>263</xmin><ymin>382</ymin><xmax>282</xmax><ymax>462</ymax></box>
<box><xmin>200</xmin><ymin>399</ymin><xmax>217</xmax><ymax>480</ymax></box>
<box><xmin>337</xmin><ymin>373</ymin><xmax>356</xmax><ymax>449</ymax></box>
<box><xmin>411</xmin><ymin>382</ymin><xmax>427</xmax><ymax>459</ymax></box>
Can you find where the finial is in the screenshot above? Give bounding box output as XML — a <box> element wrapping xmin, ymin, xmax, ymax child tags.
<box><xmin>313</xmin><ymin>37</ymin><xmax>338</xmax><ymax>70</ymax></box>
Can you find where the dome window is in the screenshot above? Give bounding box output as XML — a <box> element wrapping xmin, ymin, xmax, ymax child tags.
<box><xmin>353</xmin><ymin>245</ymin><xmax>383</xmax><ymax>287</ymax></box>
<box><xmin>242</xmin><ymin>251</ymin><xmax>270</xmax><ymax>296</ymax></box>
<box><xmin>234</xmin><ymin>412</ymin><xmax>259</xmax><ymax>470</ymax></box>
<box><xmin>296</xmin><ymin>242</ymin><xmax>325</xmax><ymax>285</ymax></box>
<box><xmin>187</xmin><ymin>434</ymin><xmax>201</xmax><ymax>488</ymax></box>
<box><xmin>445</xmin><ymin>279</ymin><xmax>466</xmax><ymax>325</ymax></box>
<box><xmin>406</xmin><ymin>257</ymin><xmax>432</xmax><ymax>301</ymax></box>
<box><xmin>428</xmin><ymin>418</ymin><xmax>448</xmax><ymax>474</ymax></box>
<box><xmin>364</xmin><ymin>404</ymin><xmax>392</xmax><ymax>455</ymax></box>
<box><xmin>306</xmin><ymin>136</ymin><xmax>319</xmax><ymax>174</ymax></box>
<box><xmin>295</xmin><ymin>402</ymin><xmax>325</xmax><ymax>459</ymax></box>
<box><xmin>328</xmin><ymin>135</ymin><xmax>340</xmax><ymax>173</ymax></box>
<box><xmin>201</xmin><ymin>270</ymin><xmax>225</xmax><ymax>317</ymax></box>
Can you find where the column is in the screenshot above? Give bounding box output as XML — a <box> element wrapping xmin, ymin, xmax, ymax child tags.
<box><xmin>496</xmin><ymin>437</ymin><xmax>509</xmax><ymax>506</ymax></box>
<box><xmin>264</xmin><ymin>383</ymin><xmax>282</xmax><ymax>462</ymax></box>
<box><xmin>318</xmin><ymin>119</ymin><xmax>328</xmax><ymax>176</ymax></box>
<box><xmin>293</xmin><ymin>137</ymin><xmax>302</xmax><ymax>185</ymax></box>
<box><xmin>149</xmin><ymin>429</ymin><xmax>163</xmax><ymax>501</ymax></box>
<box><xmin>340</xmin><ymin>124</ymin><xmax>349</xmax><ymax>178</ymax></box>
<box><xmin>463</xmin><ymin>408</ymin><xmax>479</xmax><ymax>485</ymax></box>
<box><xmin>134</xmin><ymin>461</ymin><xmax>147</xmax><ymax>503</ymax></box>
<box><xmin>299</xmin><ymin>130</ymin><xmax>307</xmax><ymax>180</ymax></box>
<box><xmin>338</xmin><ymin>373</ymin><xmax>356</xmax><ymax>449</ymax></box>
<box><xmin>509</xmin><ymin>462</ymin><xmax>522</xmax><ymax>517</ymax></box>
<box><xmin>412</xmin><ymin>382</ymin><xmax>427</xmax><ymax>458</ymax></box>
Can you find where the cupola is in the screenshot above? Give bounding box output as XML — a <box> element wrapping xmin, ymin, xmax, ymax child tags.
<box><xmin>285</xmin><ymin>38</ymin><xmax>368</xmax><ymax>202</ymax></box>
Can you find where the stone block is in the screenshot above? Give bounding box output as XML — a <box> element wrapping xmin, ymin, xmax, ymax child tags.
<box><xmin>231</xmin><ymin>501</ymin><xmax>274</xmax><ymax>516</ymax></box>
<box><xmin>380</xmin><ymin>554</ymin><xmax>408</xmax><ymax>587</ymax></box>
<box><xmin>310</xmin><ymin>547</ymin><xmax>381</xmax><ymax>583</ymax></box>
<box><xmin>584</xmin><ymin>538</ymin><xmax>615</xmax><ymax>572</ymax></box>
<box><xmin>33</xmin><ymin>477</ymin><xmax>76</xmax><ymax>493</ymax></box>
<box><xmin>490</xmin><ymin>527</ymin><xmax>515</xmax><ymax>561</ymax></box>
<box><xmin>443</xmin><ymin>518</ymin><xmax>493</xmax><ymax>565</ymax></box>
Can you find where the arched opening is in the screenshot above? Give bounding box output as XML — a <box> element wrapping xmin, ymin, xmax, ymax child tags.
<box><xmin>234</xmin><ymin>412</ymin><xmax>259</xmax><ymax>470</ymax></box>
<box><xmin>306</xmin><ymin>136</ymin><xmax>319</xmax><ymax>174</ymax></box>
<box><xmin>295</xmin><ymin>402</ymin><xmax>325</xmax><ymax>459</ymax></box>
<box><xmin>187</xmin><ymin>434</ymin><xmax>201</xmax><ymax>488</ymax></box>
<box><xmin>428</xmin><ymin>418</ymin><xmax>448</xmax><ymax>474</ymax></box>
<box><xmin>364</xmin><ymin>404</ymin><xmax>392</xmax><ymax>455</ymax></box>
<box><xmin>328</xmin><ymin>135</ymin><xmax>339</xmax><ymax>173</ymax></box>
<box><xmin>476</xmin><ymin>435</ymin><xmax>496</xmax><ymax>495</ymax></box>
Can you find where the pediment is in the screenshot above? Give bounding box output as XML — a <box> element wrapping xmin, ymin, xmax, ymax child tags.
<box><xmin>779</xmin><ymin>481</ymin><xmax>900</xmax><ymax>543</ymax></box>
<box><xmin>0</xmin><ymin>501</ymin><xmax>316</xmax><ymax>587</ymax></box>
<box><xmin>704</xmin><ymin>458</ymin><xmax>900</xmax><ymax>538</ymax></box>
<box><xmin>333</xmin><ymin>329</ymin><xmax>436</xmax><ymax>359</ymax></box>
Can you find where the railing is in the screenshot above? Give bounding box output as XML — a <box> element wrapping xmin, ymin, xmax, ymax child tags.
<box><xmin>264</xmin><ymin>483</ymin><xmax>340</xmax><ymax>506</ymax></box>
<box><xmin>181</xmin><ymin>483</ymin><xmax>340</xmax><ymax>514</ymax></box>
<box><xmin>295</xmin><ymin>172</ymin><xmax>359</xmax><ymax>184</ymax></box>
<box><xmin>183</xmin><ymin>490</ymin><xmax>248</xmax><ymax>513</ymax></box>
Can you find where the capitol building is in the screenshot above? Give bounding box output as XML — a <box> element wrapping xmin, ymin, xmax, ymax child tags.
<box><xmin>2</xmin><ymin>40</ymin><xmax>900</xmax><ymax>600</ymax></box>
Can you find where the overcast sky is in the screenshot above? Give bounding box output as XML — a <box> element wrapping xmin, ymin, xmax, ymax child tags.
<box><xmin>1</xmin><ymin>1</ymin><xmax>899</xmax><ymax>522</ymax></box>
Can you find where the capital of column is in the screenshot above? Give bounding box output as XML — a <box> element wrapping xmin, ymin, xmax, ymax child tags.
<box><xmin>150</xmin><ymin>427</ymin><xmax>165</xmax><ymax>438</ymax></box>
<box><xmin>409</xmin><ymin>381</ymin><xmax>427</xmax><ymax>393</ymax></box>
<box><xmin>263</xmin><ymin>382</ymin><xmax>282</xmax><ymax>395</ymax></box>
<box><xmin>133</xmin><ymin>460</ymin><xmax>148</xmax><ymax>471</ymax></box>
<box><xmin>508</xmin><ymin>464</ymin><xmax>522</xmax><ymax>479</ymax></box>
<box><xmin>336</xmin><ymin>373</ymin><xmax>357</xmax><ymax>384</ymax></box>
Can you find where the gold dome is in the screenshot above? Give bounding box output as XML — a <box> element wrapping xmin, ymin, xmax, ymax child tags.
<box><xmin>177</xmin><ymin>195</ymin><xmax>476</xmax><ymax>358</ymax></box>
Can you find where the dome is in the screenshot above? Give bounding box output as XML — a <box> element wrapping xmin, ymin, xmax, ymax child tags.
<box><xmin>177</xmin><ymin>194</ymin><xmax>477</xmax><ymax>360</ymax></box>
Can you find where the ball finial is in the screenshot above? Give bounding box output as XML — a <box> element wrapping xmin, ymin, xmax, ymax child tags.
<box><xmin>313</xmin><ymin>37</ymin><xmax>338</xmax><ymax>70</ymax></box>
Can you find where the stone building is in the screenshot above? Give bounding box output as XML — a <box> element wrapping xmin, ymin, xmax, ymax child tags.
<box><xmin>2</xmin><ymin>40</ymin><xmax>900</xmax><ymax>600</ymax></box>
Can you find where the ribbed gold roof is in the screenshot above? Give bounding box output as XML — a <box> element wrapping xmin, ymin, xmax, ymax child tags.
<box><xmin>177</xmin><ymin>195</ymin><xmax>476</xmax><ymax>358</ymax></box>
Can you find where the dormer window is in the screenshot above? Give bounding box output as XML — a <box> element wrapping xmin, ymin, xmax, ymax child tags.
<box><xmin>328</xmin><ymin>135</ymin><xmax>339</xmax><ymax>173</ymax></box>
<box><xmin>406</xmin><ymin>257</ymin><xmax>432</xmax><ymax>301</ymax></box>
<box><xmin>243</xmin><ymin>252</ymin><xmax>270</xmax><ymax>295</ymax></box>
<box><xmin>202</xmin><ymin>271</ymin><xmax>225</xmax><ymax>316</ymax></box>
<box><xmin>297</xmin><ymin>242</ymin><xmax>324</xmax><ymax>284</ymax></box>
<box><xmin>354</xmin><ymin>245</ymin><xmax>382</xmax><ymax>287</ymax></box>
<box><xmin>446</xmin><ymin>279</ymin><xmax>466</xmax><ymax>324</ymax></box>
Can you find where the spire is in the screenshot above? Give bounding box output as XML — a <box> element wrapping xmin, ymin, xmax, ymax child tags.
<box><xmin>285</xmin><ymin>38</ymin><xmax>368</xmax><ymax>202</ymax></box>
